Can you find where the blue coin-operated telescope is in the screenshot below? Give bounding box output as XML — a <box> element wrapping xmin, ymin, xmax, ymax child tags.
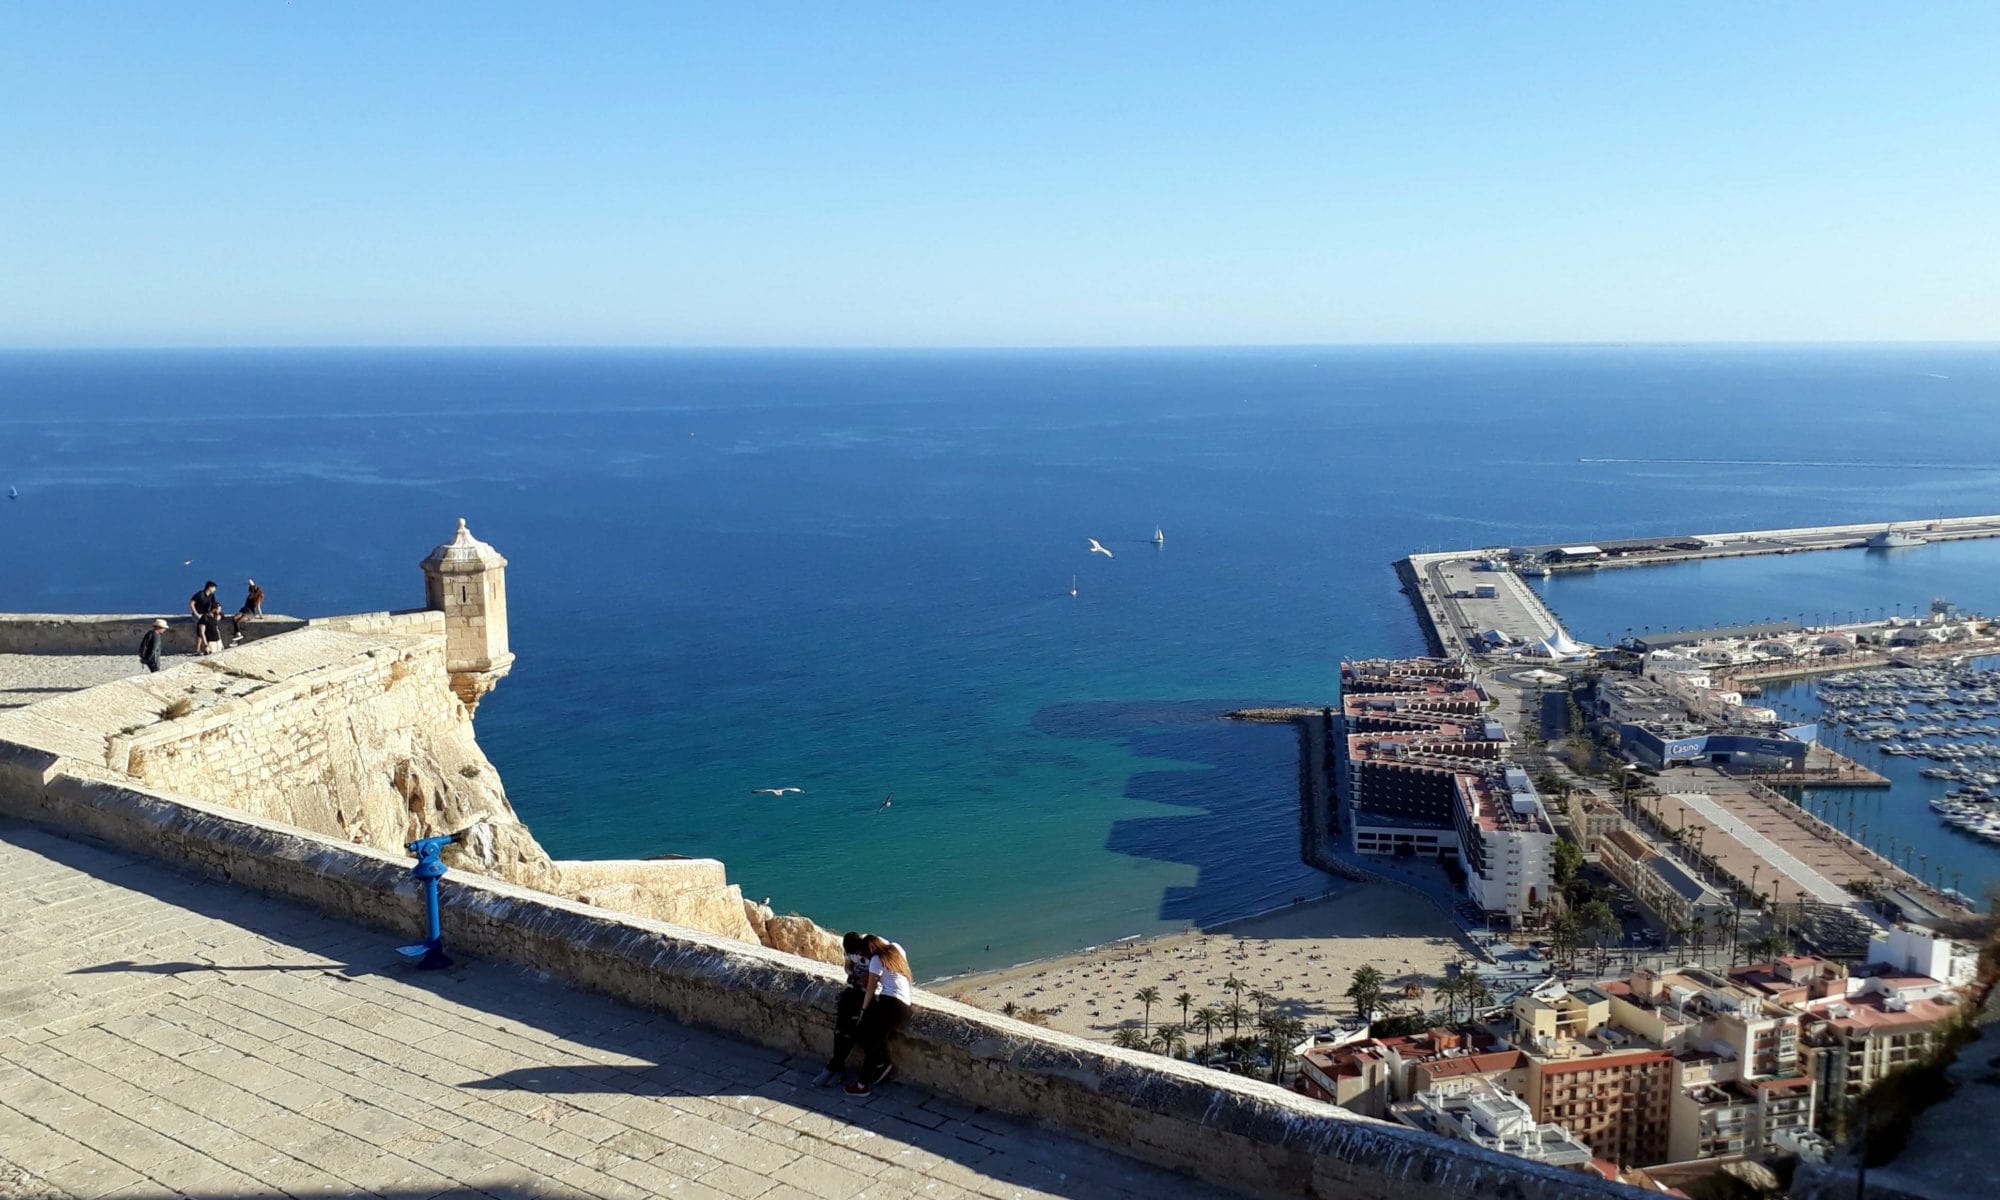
<box><xmin>398</xmin><ymin>828</ymin><xmax>473</xmax><ymax>970</ymax></box>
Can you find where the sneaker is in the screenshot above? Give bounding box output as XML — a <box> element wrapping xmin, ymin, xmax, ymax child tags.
<box><xmin>812</xmin><ymin>1068</ymin><xmax>839</xmax><ymax>1088</ymax></box>
<box><xmin>844</xmin><ymin>1080</ymin><xmax>871</xmax><ymax>1096</ymax></box>
<box><xmin>867</xmin><ymin>1063</ymin><xmax>895</xmax><ymax>1087</ymax></box>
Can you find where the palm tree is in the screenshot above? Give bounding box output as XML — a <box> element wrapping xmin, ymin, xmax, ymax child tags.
<box><xmin>1223</xmin><ymin>999</ymin><xmax>1249</xmax><ymax>1043</ymax></box>
<box><xmin>1344</xmin><ymin>965</ymin><xmax>1385</xmax><ymax>1022</ymax></box>
<box><xmin>1745</xmin><ymin>930</ymin><xmax>1792</xmax><ymax>963</ymax></box>
<box><xmin>1548</xmin><ymin>911</ymin><xmax>1581</xmax><ymax>964</ymax></box>
<box><xmin>1175</xmin><ymin>991</ymin><xmax>1194</xmax><ymax>1027</ymax></box>
<box><xmin>1250</xmin><ymin>989</ymin><xmax>1275</xmax><ymax>1018</ymax></box>
<box><xmin>1000</xmin><ymin>1001</ymin><xmax>1019</xmax><ymax>1018</ymax></box>
<box><xmin>1461</xmin><ymin>975</ymin><xmax>1492</xmax><ymax>1021</ymax></box>
<box><xmin>1193</xmin><ymin>1006</ymin><xmax>1222</xmax><ymax>1053</ymax></box>
<box><xmin>1111</xmin><ymin>1026</ymin><xmax>1148</xmax><ymax>1051</ymax></box>
<box><xmin>1259</xmin><ymin>1013</ymin><xmax>1306</xmax><ymax>1083</ymax></box>
<box><xmin>1135</xmin><ymin>986</ymin><xmax>1161</xmax><ymax>1037</ymax></box>
<box><xmin>1152</xmin><ymin>1023</ymin><xmax>1187</xmax><ymax>1057</ymax></box>
<box><xmin>1222</xmin><ymin>975</ymin><xmax>1247</xmax><ymax>1008</ymax></box>
<box><xmin>1431</xmin><ymin>976</ymin><xmax>1465</xmax><ymax>1023</ymax></box>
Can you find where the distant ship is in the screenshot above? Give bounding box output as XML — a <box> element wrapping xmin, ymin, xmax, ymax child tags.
<box><xmin>6</xmin><ymin>486</ymin><xmax>15</xmax><ymax>500</ymax></box>
<box><xmin>1866</xmin><ymin>527</ymin><xmax>1927</xmax><ymax>549</ymax></box>
<box><xmin>1153</xmin><ymin>526</ymin><xmax>1165</xmax><ymax>546</ymax></box>
<box><xmin>1070</xmin><ymin>575</ymin><xmax>1077</xmax><ymax>597</ymax></box>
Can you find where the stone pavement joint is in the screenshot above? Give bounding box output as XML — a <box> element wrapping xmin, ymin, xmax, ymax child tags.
<box><xmin>0</xmin><ymin>820</ymin><xmax>1233</xmax><ymax>1200</ymax></box>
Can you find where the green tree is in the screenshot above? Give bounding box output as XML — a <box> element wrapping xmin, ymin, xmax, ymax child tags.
<box><xmin>1548</xmin><ymin>910</ymin><xmax>1582</xmax><ymax>964</ymax></box>
<box><xmin>1551</xmin><ymin>838</ymin><xmax>1584</xmax><ymax>887</ymax></box>
<box><xmin>1260</xmin><ymin>1014</ymin><xmax>1307</xmax><ymax>1083</ymax></box>
<box><xmin>1460</xmin><ymin>974</ymin><xmax>1492</xmax><ymax>1020</ymax></box>
<box><xmin>1152</xmin><ymin>1023</ymin><xmax>1187</xmax><ymax>1057</ymax></box>
<box><xmin>1111</xmin><ymin>1026</ymin><xmax>1147</xmax><ymax>1051</ymax></box>
<box><xmin>1175</xmin><ymin>990</ymin><xmax>1194</xmax><ymax>1027</ymax></box>
<box><xmin>1135</xmin><ymin>986</ymin><xmax>1161</xmax><ymax>1037</ymax></box>
<box><xmin>1345</xmin><ymin>965</ymin><xmax>1386</xmax><ymax>1021</ymax></box>
<box><xmin>1745</xmin><ymin>930</ymin><xmax>1792</xmax><ymax>963</ymax></box>
<box><xmin>1580</xmin><ymin>899</ymin><xmax>1617</xmax><ymax>970</ymax></box>
<box><xmin>1431</xmin><ymin>976</ymin><xmax>1465</xmax><ymax>1023</ymax></box>
<box><xmin>1223</xmin><ymin>1000</ymin><xmax>1249</xmax><ymax>1043</ymax></box>
<box><xmin>1193</xmin><ymin>1006</ymin><xmax>1222</xmax><ymax>1052</ymax></box>
<box><xmin>1000</xmin><ymin>1001</ymin><xmax>1018</xmax><ymax>1018</ymax></box>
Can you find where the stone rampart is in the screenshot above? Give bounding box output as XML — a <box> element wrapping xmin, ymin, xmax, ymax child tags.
<box><xmin>0</xmin><ymin>612</ymin><xmax>306</xmax><ymax>655</ymax></box>
<box><xmin>0</xmin><ymin>614</ymin><xmax>784</xmax><ymax>952</ymax></box>
<box><xmin>0</xmin><ymin>759</ymin><xmax>1638</xmax><ymax>1200</ymax></box>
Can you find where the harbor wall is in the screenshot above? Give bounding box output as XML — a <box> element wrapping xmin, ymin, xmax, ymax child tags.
<box><xmin>0</xmin><ymin>753</ymin><xmax>1635</xmax><ymax>1200</ymax></box>
<box><xmin>1393</xmin><ymin>558</ymin><xmax>1447</xmax><ymax>656</ymax></box>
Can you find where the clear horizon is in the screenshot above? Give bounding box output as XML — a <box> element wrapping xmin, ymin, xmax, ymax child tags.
<box><xmin>4</xmin><ymin>4</ymin><xmax>1996</xmax><ymax>348</ymax></box>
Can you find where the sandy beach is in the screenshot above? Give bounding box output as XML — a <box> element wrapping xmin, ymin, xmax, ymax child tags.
<box><xmin>945</xmin><ymin>882</ymin><xmax>1471</xmax><ymax>1041</ymax></box>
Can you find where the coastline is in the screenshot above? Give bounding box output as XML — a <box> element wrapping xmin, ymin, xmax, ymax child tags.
<box><xmin>941</xmin><ymin>880</ymin><xmax>1473</xmax><ymax>1041</ymax></box>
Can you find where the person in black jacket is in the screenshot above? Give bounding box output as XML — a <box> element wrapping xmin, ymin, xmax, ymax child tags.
<box><xmin>138</xmin><ymin>619</ymin><xmax>167</xmax><ymax>673</ymax></box>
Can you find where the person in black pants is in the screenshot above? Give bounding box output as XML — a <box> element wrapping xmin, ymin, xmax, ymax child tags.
<box><xmin>813</xmin><ymin>932</ymin><xmax>872</xmax><ymax>1087</ymax></box>
<box><xmin>846</xmin><ymin>934</ymin><xmax>914</xmax><ymax>1095</ymax></box>
<box><xmin>138</xmin><ymin>619</ymin><xmax>167</xmax><ymax>673</ymax></box>
<box><xmin>199</xmin><ymin>601</ymin><xmax>225</xmax><ymax>655</ymax></box>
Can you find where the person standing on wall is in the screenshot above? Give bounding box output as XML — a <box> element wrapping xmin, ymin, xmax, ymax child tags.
<box><xmin>199</xmin><ymin>600</ymin><xmax>225</xmax><ymax>656</ymax></box>
<box><xmin>846</xmin><ymin>935</ymin><xmax>914</xmax><ymax>1095</ymax></box>
<box><xmin>138</xmin><ymin>618</ymin><xmax>166</xmax><ymax>673</ymax></box>
<box><xmin>188</xmin><ymin>580</ymin><xmax>218</xmax><ymax>652</ymax></box>
<box><xmin>813</xmin><ymin>932</ymin><xmax>874</xmax><ymax>1087</ymax></box>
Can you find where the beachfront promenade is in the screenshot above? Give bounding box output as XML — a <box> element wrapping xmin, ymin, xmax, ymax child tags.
<box><xmin>0</xmin><ymin>821</ymin><xmax>1232</xmax><ymax>1200</ymax></box>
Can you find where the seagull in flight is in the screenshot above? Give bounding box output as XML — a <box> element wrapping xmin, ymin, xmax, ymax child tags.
<box><xmin>750</xmin><ymin>787</ymin><xmax>803</xmax><ymax>797</ymax></box>
<box><xmin>1086</xmin><ymin>538</ymin><xmax>1114</xmax><ymax>558</ymax></box>
<box><xmin>877</xmin><ymin>793</ymin><xmax>893</xmax><ymax>812</ymax></box>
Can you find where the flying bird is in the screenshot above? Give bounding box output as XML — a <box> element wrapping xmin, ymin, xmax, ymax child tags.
<box><xmin>1087</xmin><ymin>538</ymin><xmax>1114</xmax><ymax>558</ymax></box>
<box><xmin>877</xmin><ymin>793</ymin><xmax>893</xmax><ymax>812</ymax></box>
<box><xmin>750</xmin><ymin>787</ymin><xmax>803</xmax><ymax>797</ymax></box>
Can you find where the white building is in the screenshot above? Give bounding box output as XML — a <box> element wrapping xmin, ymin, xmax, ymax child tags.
<box><xmin>1454</xmin><ymin>767</ymin><xmax>1557</xmax><ymax>923</ymax></box>
<box><xmin>1867</xmin><ymin>927</ymin><xmax>1978</xmax><ymax>988</ymax></box>
<box><xmin>1390</xmin><ymin>1078</ymin><xmax>1594</xmax><ymax>1169</ymax></box>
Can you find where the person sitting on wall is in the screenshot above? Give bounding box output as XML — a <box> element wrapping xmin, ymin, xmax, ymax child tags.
<box><xmin>230</xmin><ymin>578</ymin><xmax>264</xmax><ymax>646</ymax></box>
<box><xmin>846</xmin><ymin>934</ymin><xmax>914</xmax><ymax>1095</ymax></box>
<box><xmin>813</xmin><ymin>932</ymin><xmax>873</xmax><ymax>1087</ymax></box>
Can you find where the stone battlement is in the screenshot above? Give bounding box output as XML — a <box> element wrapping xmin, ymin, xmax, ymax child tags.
<box><xmin>0</xmin><ymin>747</ymin><xmax>1634</xmax><ymax>1200</ymax></box>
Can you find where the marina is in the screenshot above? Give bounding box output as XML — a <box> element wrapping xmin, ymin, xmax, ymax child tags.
<box><xmin>1388</xmin><ymin>518</ymin><xmax>1993</xmax><ymax>940</ymax></box>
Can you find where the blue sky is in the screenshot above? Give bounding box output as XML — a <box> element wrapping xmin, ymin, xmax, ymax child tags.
<box><xmin>2</xmin><ymin>4</ymin><xmax>1995</xmax><ymax>346</ymax></box>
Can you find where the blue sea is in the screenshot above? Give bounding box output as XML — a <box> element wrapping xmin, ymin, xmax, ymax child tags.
<box><xmin>2</xmin><ymin>345</ymin><xmax>1997</xmax><ymax>975</ymax></box>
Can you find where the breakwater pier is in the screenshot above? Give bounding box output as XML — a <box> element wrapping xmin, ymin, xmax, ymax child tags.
<box><xmin>1398</xmin><ymin>512</ymin><xmax>2000</xmax><ymax>658</ymax></box>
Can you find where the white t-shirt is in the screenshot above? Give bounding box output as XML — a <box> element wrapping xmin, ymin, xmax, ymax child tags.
<box><xmin>869</xmin><ymin>946</ymin><xmax>913</xmax><ymax>1004</ymax></box>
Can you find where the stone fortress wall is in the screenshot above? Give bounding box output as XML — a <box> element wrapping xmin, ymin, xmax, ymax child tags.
<box><xmin>0</xmin><ymin>523</ymin><xmax>838</xmax><ymax>963</ymax></box>
<box><xmin>0</xmin><ymin>521</ymin><xmax>1635</xmax><ymax>1200</ymax></box>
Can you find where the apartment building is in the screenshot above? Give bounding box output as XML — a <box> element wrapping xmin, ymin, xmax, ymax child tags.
<box><xmin>1392</xmin><ymin>1078</ymin><xmax>1595</xmax><ymax>1171</ymax></box>
<box><xmin>1337</xmin><ymin>658</ymin><xmax>1556</xmax><ymax>924</ymax></box>
<box><xmin>1799</xmin><ymin>971</ymin><xmax>1963</xmax><ymax>1136</ymax></box>
<box><xmin>1524</xmin><ymin>1045</ymin><xmax>1676</xmax><ymax>1168</ymax></box>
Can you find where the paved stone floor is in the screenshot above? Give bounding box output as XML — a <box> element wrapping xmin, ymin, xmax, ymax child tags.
<box><xmin>0</xmin><ymin>822</ymin><xmax>1233</xmax><ymax>1200</ymax></box>
<box><xmin>0</xmin><ymin>656</ymin><xmax>155</xmax><ymax>711</ymax></box>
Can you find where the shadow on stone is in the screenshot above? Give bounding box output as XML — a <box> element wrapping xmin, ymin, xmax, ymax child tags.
<box><xmin>16</xmin><ymin>825</ymin><xmax>1191</xmax><ymax>1200</ymax></box>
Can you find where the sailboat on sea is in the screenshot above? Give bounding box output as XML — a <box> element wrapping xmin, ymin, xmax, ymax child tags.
<box><xmin>1070</xmin><ymin>576</ymin><xmax>1078</xmax><ymax>597</ymax></box>
<box><xmin>6</xmin><ymin>486</ymin><xmax>16</xmax><ymax>500</ymax></box>
<box><xmin>1153</xmin><ymin>526</ymin><xmax>1164</xmax><ymax>546</ymax></box>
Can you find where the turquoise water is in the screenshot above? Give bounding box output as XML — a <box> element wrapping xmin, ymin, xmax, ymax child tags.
<box><xmin>3</xmin><ymin>345</ymin><xmax>1997</xmax><ymax>973</ymax></box>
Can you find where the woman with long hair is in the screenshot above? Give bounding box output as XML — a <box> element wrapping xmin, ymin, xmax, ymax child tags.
<box><xmin>846</xmin><ymin>934</ymin><xmax>913</xmax><ymax>1095</ymax></box>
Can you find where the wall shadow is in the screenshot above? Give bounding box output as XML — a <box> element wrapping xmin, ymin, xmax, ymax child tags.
<box><xmin>10</xmin><ymin>823</ymin><xmax>1169</xmax><ymax>1200</ymax></box>
<box><xmin>1031</xmin><ymin>698</ymin><xmax>1335</xmax><ymax>926</ymax></box>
